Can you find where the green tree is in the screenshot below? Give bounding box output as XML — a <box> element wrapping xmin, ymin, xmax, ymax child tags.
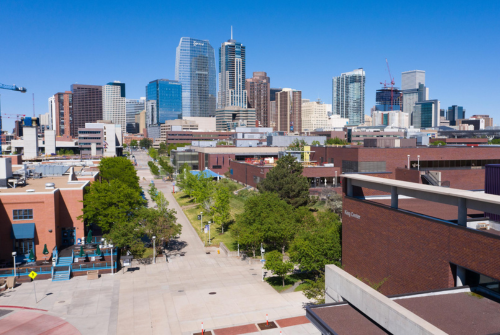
<box><xmin>158</xmin><ymin>157</ymin><xmax>174</xmax><ymax>180</ymax></box>
<box><xmin>148</xmin><ymin>147</ymin><xmax>158</xmax><ymax>160</ymax></box>
<box><xmin>107</xmin><ymin>219</ymin><xmax>145</xmax><ymax>257</ymax></box>
<box><xmin>192</xmin><ymin>173</ymin><xmax>215</xmax><ymax>204</ymax></box>
<box><xmin>148</xmin><ymin>161</ymin><xmax>160</xmax><ymax>176</ymax></box>
<box><xmin>140</xmin><ymin>192</ymin><xmax>181</xmax><ymax>254</ymax></box>
<box><xmin>79</xmin><ymin>180</ymin><xmax>146</xmax><ymax>233</ymax></box>
<box><xmin>264</xmin><ymin>250</ymin><xmax>294</xmax><ymax>287</ymax></box>
<box><xmin>325</xmin><ymin>137</ymin><xmax>348</xmax><ymax>145</ymax></box>
<box><xmin>130</xmin><ymin>139</ymin><xmax>138</xmax><ymax>147</ymax></box>
<box><xmin>123</xmin><ymin>143</ymin><xmax>128</xmax><ymax>148</ymax></box>
<box><xmin>289</xmin><ymin>211</ymin><xmax>342</xmax><ymax>274</ymax></box>
<box><xmin>430</xmin><ymin>140</ymin><xmax>447</xmax><ymax>146</ymax></box>
<box><xmin>139</xmin><ymin>138</ymin><xmax>153</xmax><ymax>149</ymax></box>
<box><xmin>311</xmin><ymin>140</ymin><xmax>321</xmax><ymax>146</ymax></box>
<box><xmin>148</xmin><ymin>183</ymin><xmax>158</xmax><ymax>201</ymax></box>
<box><xmin>158</xmin><ymin>142</ymin><xmax>167</xmax><ymax>155</ymax></box>
<box><xmin>99</xmin><ymin>157</ymin><xmax>141</xmax><ymax>192</ymax></box>
<box><xmin>302</xmin><ymin>273</ymin><xmax>326</xmax><ymax>304</ymax></box>
<box><xmin>257</xmin><ymin>154</ymin><xmax>310</xmax><ymax>208</ymax></box>
<box><xmin>489</xmin><ymin>138</ymin><xmax>500</xmax><ymax>145</ymax></box>
<box><xmin>212</xmin><ymin>185</ymin><xmax>231</xmax><ymax>233</ymax></box>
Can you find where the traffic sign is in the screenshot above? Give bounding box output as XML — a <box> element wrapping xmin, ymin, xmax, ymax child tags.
<box><xmin>260</xmin><ymin>259</ymin><xmax>266</xmax><ymax>263</ymax></box>
<box><xmin>197</xmin><ymin>215</ymin><xmax>201</xmax><ymax>220</ymax></box>
<box><xmin>29</xmin><ymin>271</ymin><xmax>37</xmax><ymax>280</ymax></box>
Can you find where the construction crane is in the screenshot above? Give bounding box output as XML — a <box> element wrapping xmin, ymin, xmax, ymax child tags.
<box><xmin>380</xmin><ymin>58</ymin><xmax>395</xmax><ymax>111</ymax></box>
<box><xmin>0</xmin><ymin>83</ymin><xmax>27</xmax><ymax>93</ymax></box>
<box><xmin>1</xmin><ymin>113</ymin><xmax>26</xmax><ymax>120</ymax></box>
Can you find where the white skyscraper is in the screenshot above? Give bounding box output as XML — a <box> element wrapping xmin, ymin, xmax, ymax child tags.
<box><xmin>401</xmin><ymin>70</ymin><xmax>428</xmax><ymax>114</ymax></box>
<box><xmin>301</xmin><ymin>99</ymin><xmax>329</xmax><ymax>131</ymax></box>
<box><xmin>102</xmin><ymin>81</ymin><xmax>126</xmax><ymax>129</ymax></box>
<box><xmin>332</xmin><ymin>69</ymin><xmax>365</xmax><ymax>125</ymax></box>
<box><xmin>401</xmin><ymin>70</ymin><xmax>425</xmax><ymax>90</ymax></box>
<box><xmin>126</xmin><ymin>97</ymin><xmax>145</xmax><ymax>133</ymax></box>
<box><xmin>48</xmin><ymin>96</ymin><xmax>55</xmax><ymax>130</ymax></box>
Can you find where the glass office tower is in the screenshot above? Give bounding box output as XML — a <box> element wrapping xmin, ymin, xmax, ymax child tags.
<box><xmin>332</xmin><ymin>69</ymin><xmax>365</xmax><ymax>125</ymax></box>
<box><xmin>218</xmin><ymin>36</ymin><xmax>247</xmax><ymax>108</ymax></box>
<box><xmin>446</xmin><ymin>105</ymin><xmax>465</xmax><ymax>126</ymax></box>
<box><xmin>175</xmin><ymin>37</ymin><xmax>216</xmax><ymax>117</ymax></box>
<box><xmin>146</xmin><ymin>80</ymin><xmax>182</xmax><ymax>125</ymax></box>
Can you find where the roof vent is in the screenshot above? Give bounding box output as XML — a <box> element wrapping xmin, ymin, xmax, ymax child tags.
<box><xmin>45</xmin><ymin>183</ymin><xmax>55</xmax><ymax>189</ymax></box>
<box><xmin>26</xmin><ymin>189</ymin><xmax>35</xmax><ymax>193</ymax></box>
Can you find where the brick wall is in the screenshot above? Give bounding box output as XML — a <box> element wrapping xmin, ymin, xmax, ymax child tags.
<box><xmin>342</xmin><ymin>196</ymin><xmax>500</xmax><ymax>296</ymax></box>
<box><xmin>395</xmin><ymin>168</ymin><xmax>421</xmax><ymax>183</ymax></box>
<box><xmin>440</xmin><ymin>169</ymin><xmax>485</xmax><ymax>190</ymax></box>
<box><xmin>229</xmin><ymin>160</ymin><xmax>271</xmax><ymax>188</ymax></box>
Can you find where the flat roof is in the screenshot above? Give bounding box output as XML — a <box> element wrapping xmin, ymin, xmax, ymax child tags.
<box><xmin>0</xmin><ymin>176</ymin><xmax>88</xmax><ymax>194</ymax></box>
<box><xmin>310</xmin><ymin>291</ymin><xmax>500</xmax><ymax>335</ymax></box>
<box><xmin>193</xmin><ymin>147</ymin><xmax>287</xmax><ymax>154</ymax></box>
<box><xmin>343</xmin><ymin>174</ymin><xmax>500</xmax><ymax>215</ymax></box>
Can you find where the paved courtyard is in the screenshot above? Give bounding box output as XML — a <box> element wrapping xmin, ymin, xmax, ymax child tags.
<box><xmin>0</xmin><ymin>150</ymin><xmax>319</xmax><ymax>335</ymax></box>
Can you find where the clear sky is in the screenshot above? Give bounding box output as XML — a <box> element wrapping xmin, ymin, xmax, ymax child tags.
<box><xmin>1</xmin><ymin>0</ymin><xmax>499</xmax><ymax>131</ymax></box>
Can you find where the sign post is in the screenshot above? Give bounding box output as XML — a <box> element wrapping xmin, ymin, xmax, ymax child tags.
<box><xmin>261</xmin><ymin>259</ymin><xmax>265</xmax><ymax>282</ymax></box>
<box><xmin>29</xmin><ymin>271</ymin><xmax>38</xmax><ymax>303</ymax></box>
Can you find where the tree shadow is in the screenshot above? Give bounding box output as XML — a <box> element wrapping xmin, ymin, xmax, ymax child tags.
<box><xmin>167</xmin><ymin>239</ymin><xmax>187</xmax><ymax>252</ymax></box>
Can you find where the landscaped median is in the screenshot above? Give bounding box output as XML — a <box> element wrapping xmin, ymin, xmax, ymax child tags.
<box><xmin>173</xmin><ymin>179</ymin><xmax>251</xmax><ymax>250</ymax></box>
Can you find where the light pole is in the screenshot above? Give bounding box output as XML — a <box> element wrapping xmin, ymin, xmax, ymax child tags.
<box><xmin>12</xmin><ymin>251</ymin><xmax>16</xmax><ymax>278</ymax></box>
<box><xmin>417</xmin><ymin>155</ymin><xmax>420</xmax><ymax>171</ymax></box>
<box><xmin>110</xmin><ymin>243</ymin><xmax>114</xmax><ymax>275</ymax></box>
<box><xmin>407</xmin><ymin>155</ymin><xmax>410</xmax><ymax>170</ymax></box>
<box><xmin>200</xmin><ymin>212</ymin><xmax>203</xmax><ymax>232</ymax></box>
<box><xmin>152</xmin><ymin>236</ymin><xmax>156</xmax><ymax>264</ymax></box>
<box><xmin>208</xmin><ymin>221</ymin><xmax>211</xmax><ymax>245</ymax></box>
<box><xmin>335</xmin><ymin>171</ymin><xmax>337</xmax><ymax>187</ymax></box>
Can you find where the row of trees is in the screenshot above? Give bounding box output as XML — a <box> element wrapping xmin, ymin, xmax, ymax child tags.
<box><xmin>176</xmin><ymin>164</ymin><xmax>231</xmax><ymax>234</ymax></box>
<box><xmin>79</xmin><ymin>157</ymin><xmax>180</xmax><ymax>256</ymax></box>
<box><xmin>129</xmin><ymin>138</ymin><xmax>153</xmax><ymax>149</ymax></box>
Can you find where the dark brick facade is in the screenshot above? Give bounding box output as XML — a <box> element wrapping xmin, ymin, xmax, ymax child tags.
<box><xmin>341</xmin><ymin>196</ymin><xmax>500</xmax><ymax>296</ymax></box>
<box><xmin>395</xmin><ymin>167</ymin><xmax>420</xmax><ymax>183</ymax></box>
<box><xmin>311</xmin><ymin>146</ymin><xmax>500</xmax><ymax>190</ymax></box>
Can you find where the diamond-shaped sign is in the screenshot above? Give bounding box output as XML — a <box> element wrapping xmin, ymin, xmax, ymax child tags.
<box><xmin>29</xmin><ymin>271</ymin><xmax>37</xmax><ymax>280</ymax></box>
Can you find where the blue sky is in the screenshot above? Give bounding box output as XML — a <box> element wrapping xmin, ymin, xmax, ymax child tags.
<box><xmin>1</xmin><ymin>0</ymin><xmax>499</xmax><ymax>130</ymax></box>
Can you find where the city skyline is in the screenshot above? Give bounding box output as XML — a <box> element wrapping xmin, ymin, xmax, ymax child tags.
<box><xmin>1</xmin><ymin>1</ymin><xmax>499</xmax><ymax>131</ymax></box>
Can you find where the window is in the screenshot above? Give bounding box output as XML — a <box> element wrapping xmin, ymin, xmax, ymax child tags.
<box><xmin>15</xmin><ymin>239</ymin><xmax>34</xmax><ymax>254</ymax></box>
<box><xmin>13</xmin><ymin>209</ymin><xmax>33</xmax><ymax>220</ymax></box>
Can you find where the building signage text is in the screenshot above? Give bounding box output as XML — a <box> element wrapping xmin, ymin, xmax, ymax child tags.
<box><xmin>344</xmin><ymin>210</ymin><xmax>360</xmax><ymax>219</ymax></box>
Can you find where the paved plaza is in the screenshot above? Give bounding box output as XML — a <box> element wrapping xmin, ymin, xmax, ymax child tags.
<box><xmin>0</xmin><ymin>151</ymin><xmax>319</xmax><ymax>335</ymax></box>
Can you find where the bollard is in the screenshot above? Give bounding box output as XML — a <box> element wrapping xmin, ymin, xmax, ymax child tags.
<box><xmin>218</xmin><ymin>249</ymin><xmax>220</xmax><ymax>254</ymax></box>
<box><xmin>201</xmin><ymin>321</ymin><xmax>204</xmax><ymax>335</ymax></box>
<box><xmin>266</xmin><ymin>313</ymin><xmax>268</xmax><ymax>326</ymax></box>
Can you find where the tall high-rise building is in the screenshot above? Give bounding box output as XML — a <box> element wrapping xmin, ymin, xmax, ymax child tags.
<box><xmin>246</xmin><ymin>72</ymin><xmax>270</xmax><ymax>127</ymax></box>
<box><xmin>302</xmin><ymin>99</ymin><xmax>329</xmax><ymax>131</ymax></box>
<box><xmin>71</xmin><ymin>84</ymin><xmax>103</xmax><ymax>136</ymax></box>
<box><xmin>401</xmin><ymin>70</ymin><xmax>425</xmax><ymax>91</ymax></box>
<box><xmin>145</xmin><ymin>79</ymin><xmax>182</xmax><ymax>128</ymax></box>
<box><xmin>332</xmin><ymin>69</ymin><xmax>365</xmax><ymax>125</ymax></box>
<box><xmin>218</xmin><ymin>30</ymin><xmax>247</xmax><ymax>109</ymax></box>
<box><xmin>413</xmin><ymin>100</ymin><xmax>440</xmax><ymax>128</ymax></box>
<box><xmin>269</xmin><ymin>88</ymin><xmax>282</xmax><ymax>130</ymax></box>
<box><xmin>175</xmin><ymin>37</ymin><xmax>216</xmax><ymax>117</ymax></box>
<box><xmin>102</xmin><ymin>81</ymin><xmax>126</xmax><ymax>129</ymax></box>
<box><xmin>446</xmin><ymin>105</ymin><xmax>465</xmax><ymax>126</ymax></box>
<box><xmin>53</xmin><ymin>91</ymin><xmax>73</xmax><ymax>137</ymax></box>
<box><xmin>126</xmin><ymin>98</ymin><xmax>145</xmax><ymax>133</ymax></box>
<box><xmin>48</xmin><ymin>96</ymin><xmax>55</xmax><ymax>130</ymax></box>
<box><xmin>275</xmin><ymin>88</ymin><xmax>302</xmax><ymax>133</ymax></box>
<box><xmin>401</xmin><ymin>70</ymin><xmax>428</xmax><ymax>114</ymax></box>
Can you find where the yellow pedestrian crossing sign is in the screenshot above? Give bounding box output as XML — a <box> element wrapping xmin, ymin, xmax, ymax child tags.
<box><xmin>29</xmin><ymin>271</ymin><xmax>37</xmax><ymax>280</ymax></box>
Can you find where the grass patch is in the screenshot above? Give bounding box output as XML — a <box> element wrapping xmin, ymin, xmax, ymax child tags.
<box><xmin>265</xmin><ymin>273</ymin><xmax>312</xmax><ymax>293</ymax></box>
<box><xmin>137</xmin><ymin>247</ymin><xmax>154</xmax><ymax>259</ymax></box>
<box><xmin>294</xmin><ymin>282</ymin><xmax>310</xmax><ymax>292</ymax></box>
<box><xmin>173</xmin><ymin>191</ymin><xmax>196</xmax><ymax>207</ymax></box>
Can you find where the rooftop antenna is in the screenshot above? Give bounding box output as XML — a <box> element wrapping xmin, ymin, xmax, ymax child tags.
<box><xmin>231</xmin><ymin>26</ymin><xmax>233</xmax><ymax>40</ymax></box>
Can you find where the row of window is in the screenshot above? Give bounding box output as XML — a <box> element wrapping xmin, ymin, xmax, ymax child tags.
<box><xmin>13</xmin><ymin>209</ymin><xmax>33</xmax><ymax>220</ymax></box>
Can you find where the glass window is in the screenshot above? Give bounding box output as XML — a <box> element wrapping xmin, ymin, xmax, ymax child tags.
<box><xmin>15</xmin><ymin>239</ymin><xmax>34</xmax><ymax>254</ymax></box>
<box><xmin>13</xmin><ymin>209</ymin><xmax>33</xmax><ymax>220</ymax></box>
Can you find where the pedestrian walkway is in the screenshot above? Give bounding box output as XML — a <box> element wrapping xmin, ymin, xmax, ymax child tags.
<box><xmin>0</xmin><ymin>307</ymin><xmax>80</xmax><ymax>334</ymax></box>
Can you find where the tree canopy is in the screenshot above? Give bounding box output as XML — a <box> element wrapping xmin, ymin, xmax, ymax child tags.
<box><xmin>264</xmin><ymin>250</ymin><xmax>294</xmax><ymax>287</ymax></box>
<box><xmin>257</xmin><ymin>154</ymin><xmax>310</xmax><ymax>208</ymax></box>
<box><xmin>140</xmin><ymin>138</ymin><xmax>153</xmax><ymax>149</ymax></box>
<box><xmin>130</xmin><ymin>139</ymin><xmax>138</xmax><ymax>147</ymax></box>
<box><xmin>325</xmin><ymin>137</ymin><xmax>348</xmax><ymax>145</ymax></box>
<box><xmin>99</xmin><ymin>157</ymin><xmax>140</xmax><ymax>192</ymax></box>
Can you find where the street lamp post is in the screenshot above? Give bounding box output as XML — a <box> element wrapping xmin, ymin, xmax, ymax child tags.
<box><xmin>417</xmin><ymin>155</ymin><xmax>420</xmax><ymax>171</ymax></box>
<box><xmin>208</xmin><ymin>221</ymin><xmax>211</xmax><ymax>245</ymax></box>
<box><xmin>110</xmin><ymin>243</ymin><xmax>114</xmax><ymax>275</ymax></box>
<box><xmin>12</xmin><ymin>251</ymin><xmax>16</xmax><ymax>278</ymax></box>
<box><xmin>153</xmin><ymin>236</ymin><xmax>156</xmax><ymax>264</ymax></box>
<box><xmin>200</xmin><ymin>212</ymin><xmax>203</xmax><ymax>232</ymax></box>
<box><xmin>335</xmin><ymin>171</ymin><xmax>337</xmax><ymax>187</ymax></box>
<box><xmin>407</xmin><ymin>155</ymin><xmax>410</xmax><ymax>170</ymax></box>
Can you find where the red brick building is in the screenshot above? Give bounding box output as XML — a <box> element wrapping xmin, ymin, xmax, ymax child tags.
<box><xmin>340</xmin><ymin>174</ymin><xmax>500</xmax><ymax>296</ymax></box>
<box><xmin>0</xmin><ymin>159</ymin><xmax>98</xmax><ymax>264</ymax></box>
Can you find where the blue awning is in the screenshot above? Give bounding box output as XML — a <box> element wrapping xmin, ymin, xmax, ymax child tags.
<box><xmin>12</xmin><ymin>223</ymin><xmax>35</xmax><ymax>239</ymax></box>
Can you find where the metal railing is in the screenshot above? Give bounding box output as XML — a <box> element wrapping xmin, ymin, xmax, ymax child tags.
<box><xmin>0</xmin><ymin>266</ymin><xmax>52</xmax><ymax>277</ymax></box>
<box><xmin>71</xmin><ymin>261</ymin><xmax>116</xmax><ymax>272</ymax></box>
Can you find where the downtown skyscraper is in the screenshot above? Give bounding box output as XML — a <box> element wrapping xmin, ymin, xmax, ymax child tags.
<box><xmin>175</xmin><ymin>37</ymin><xmax>216</xmax><ymax>117</ymax></box>
<box><xmin>246</xmin><ymin>72</ymin><xmax>270</xmax><ymax>127</ymax></box>
<box><xmin>103</xmin><ymin>81</ymin><xmax>126</xmax><ymax>130</ymax></box>
<box><xmin>218</xmin><ymin>30</ymin><xmax>247</xmax><ymax>109</ymax></box>
<box><xmin>332</xmin><ymin>68</ymin><xmax>365</xmax><ymax>125</ymax></box>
